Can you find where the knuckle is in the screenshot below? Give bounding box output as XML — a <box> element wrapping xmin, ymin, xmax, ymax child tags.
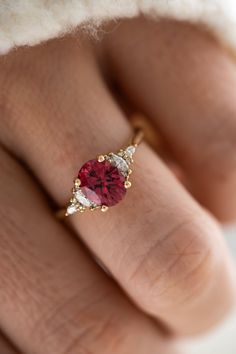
<box><xmin>129</xmin><ymin>216</ymin><xmax>216</xmax><ymax>312</ymax></box>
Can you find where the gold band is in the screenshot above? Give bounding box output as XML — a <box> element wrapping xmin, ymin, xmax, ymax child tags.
<box><xmin>131</xmin><ymin>128</ymin><xmax>144</xmax><ymax>146</ymax></box>
<box><xmin>55</xmin><ymin>208</ymin><xmax>67</xmax><ymax>220</ymax></box>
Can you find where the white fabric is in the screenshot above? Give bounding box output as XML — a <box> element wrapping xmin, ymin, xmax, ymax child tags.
<box><xmin>0</xmin><ymin>0</ymin><xmax>236</xmax><ymax>54</ymax></box>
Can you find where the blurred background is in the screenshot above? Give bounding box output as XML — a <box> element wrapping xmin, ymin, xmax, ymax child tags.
<box><xmin>185</xmin><ymin>226</ymin><xmax>236</xmax><ymax>354</ymax></box>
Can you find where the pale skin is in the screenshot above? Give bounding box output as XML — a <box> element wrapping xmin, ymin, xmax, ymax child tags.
<box><xmin>0</xmin><ymin>17</ymin><xmax>236</xmax><ymax>353</ymax></box>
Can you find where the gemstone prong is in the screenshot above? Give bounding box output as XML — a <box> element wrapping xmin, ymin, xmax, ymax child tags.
<box><xmin>101</xmin><ymin>205</ymin><xmax>109</xmax><ymax>212</ymax></box>
<box><xmin>74</xmin><ymin>178</ymin><xmax>81</xmax><ymax>188</ymax></box>
<box><xmin>79</xmin><ymin>206</ymin><xmax>85</xmax><ymax>213</ymax></box>
<box><xmin>97</xmin><ymin>155</ymin><xmax>105</xmax><ymax>162</ymax></box>
<box><xmin>124</xmin><ymin>180</ymin><xmax>132</xmax><ymax>189</ymax></box>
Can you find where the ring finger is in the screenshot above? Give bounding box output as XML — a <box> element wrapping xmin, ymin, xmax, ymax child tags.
<box><xmin>0</xmin><ymin>333</ymin><xmax>20</xmax><ymax>354</ymax></box>
<box><xmin>0</xmin><ymin>35</ymin><xmax>235</xmax><ymax>335</ymax></box>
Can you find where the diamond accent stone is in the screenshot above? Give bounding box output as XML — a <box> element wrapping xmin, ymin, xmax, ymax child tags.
<box><xmin>125</xmin><ymin>145</ymin><xmax>136</xmax><ymax>157</ymax></box>
<box><xmin>66</xmin><ymin>204</ymin><xmax>77</xmax><ymax>215</ymax></box>
<box><xmin>75</xmin><ymin>189</ymin><xmax>93</xmax><ymax>207</ymax></box>
<box><xmin>108</xmin><ymin>154</ymin><xmax>129</xmax><ymax>176</ymax></box>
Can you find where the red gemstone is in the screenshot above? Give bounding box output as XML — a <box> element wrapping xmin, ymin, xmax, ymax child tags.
<box><xmin>78</xmin><ymin>159</ymin><xmax>126</xmax><ymax>206</ymax></box>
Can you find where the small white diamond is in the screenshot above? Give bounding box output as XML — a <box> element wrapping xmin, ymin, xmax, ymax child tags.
<box><xmin>108</xmin><ymin>154</ymin><xmax>129</xmax><ymax>176</ymax></box>
<box><xmin>66</xmin><ymin>204</ymin><xmax>77</xmax><ymax>215</ymax></box>
<box><xmin>75</xmin><ymin>189</ymin><xmax>92</xmax><ymax>207</ymax></box>
<box><xmin>125</xmin><ymin>145</ymin><xmax>136</xmax><ymax>156</ymax></box>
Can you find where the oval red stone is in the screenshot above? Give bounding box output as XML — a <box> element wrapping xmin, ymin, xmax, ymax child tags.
<box><xmin>78</xmin><ymin>159</ymin><xmax>126</xmax><ymax>207</ymax></box>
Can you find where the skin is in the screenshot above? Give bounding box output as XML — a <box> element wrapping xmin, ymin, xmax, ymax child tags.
<box><xmin>0</xmin><ymin>17</ymin><xmax>235</xmax><ymax>353</ymax></box>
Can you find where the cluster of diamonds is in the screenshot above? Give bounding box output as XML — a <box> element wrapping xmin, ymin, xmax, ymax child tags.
<box><xmin>66</xmin><ymin>145</ymin><xmax>136</xmax><ymax>216</ymax></box>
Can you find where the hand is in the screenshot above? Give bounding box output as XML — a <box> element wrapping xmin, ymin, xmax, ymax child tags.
<box><xmin>0</xmin><ymin>17</ymin><xmax>235</xmax><ymax>354</ymax></box>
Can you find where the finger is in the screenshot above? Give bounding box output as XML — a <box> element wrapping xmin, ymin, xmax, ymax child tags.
<box><xmin>103</xmin><ymin>18</ymin><xmax>236</xmax><ymax>222</ymax></box>
<box><xmin>0</xmin><ymin>334</ymin><xmax>21</xmax><ymax>354</ymax></box>
<box><xmin>0</xmin><ymin>37</ymin><xmax>235</xmax><ymax>335</ymax></box>
<box><xmin>0</xmin><ymin>148</ymin><xmax>175</xmax><ymax>354</ymax></box>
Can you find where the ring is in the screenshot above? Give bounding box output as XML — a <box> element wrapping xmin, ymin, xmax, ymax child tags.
<box><xmin>56</xmin><ymin>128</ymin><xmax>144</xmax><ymax>219</ymax></box>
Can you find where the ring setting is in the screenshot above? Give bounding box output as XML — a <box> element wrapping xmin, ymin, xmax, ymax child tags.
<box><xmin>63</xmin><ymin>130</ymin><xmax>143</xmax><ymax>217</ymax></box>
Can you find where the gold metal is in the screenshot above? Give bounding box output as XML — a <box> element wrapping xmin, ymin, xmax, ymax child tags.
<box><xmin>132</xmin><ymin>128</ymin><xmax>144</xmax><ymax>146</ymax></box>
<box><xmin>101</xmin><ymin>205</ymin><xmax>109</xmax><ymax>212</ymax></box>
<box><xmin>56</xmin><ymin>129</ymin><xmax>143</xmax><ymax>220</ymax></box>
<box><xmin>124</xmin><ymin>180</ymin><xmax>132</xmax><ymax>189</ymax></box>
<box><xmin>56</xmin><ymin>208</ymin><xmax>67</xmax><ymax>219</ymax></box>
<box><xmin>98</xmin><ymin>155</ymin><xmax>105</xmax><ymax>162</ymax></box>
<box><xmin>74</xmin><ymin>178</ymin><xmax>81</xmax><ymax>187</ymax></box>
<box><xmin>90</xmin><ymin>205</ymin><xmax>97</xmax><ymax>211</ymax></box>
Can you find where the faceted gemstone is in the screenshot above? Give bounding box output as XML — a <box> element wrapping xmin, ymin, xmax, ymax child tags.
<box><xmin>78</xmin><ymin>159</ymin><xmax>126</xmax><ymax>206</ymax></box>
<box><xmin>125</xmin><ymin>145</ymin><xmax>136</xmax><ymax>157</ymax></box>
<box><xmin>66</xmin><ymin>204</ymin><xmax>77</xmax><ymax>215</ymax></box>
<box><xmin>108</xmin><ymin>154</ymin><xmax>129</xmax><ymax>176</ymax></box>
<box><xmin>75</xmin><ymin>189</ymin><xmax>93</xmax><ymax>207</ymax></box>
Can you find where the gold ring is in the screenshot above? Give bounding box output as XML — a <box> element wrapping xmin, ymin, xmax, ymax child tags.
<box><xmin>56</xmin><ymin>128</ymin><xmax>143</xmax><ymax>220</ymax></box>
